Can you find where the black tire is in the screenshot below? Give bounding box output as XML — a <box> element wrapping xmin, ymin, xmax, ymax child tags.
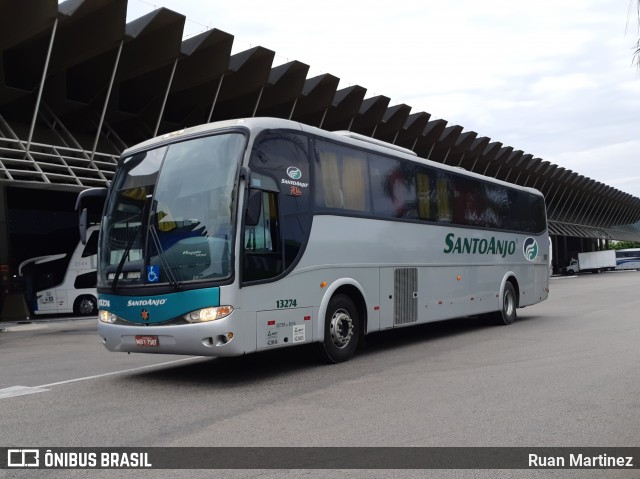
<box><xmin>74</xmin><ymin>295</ymin><xmax>97</xmax><ymax>316</ymax></box>
<box><xmin>494</xmin><ymin>281</ymin><xmax>517</xmax><ymax>325</ymax></box>
<box><xmin>316</xmin><ymin>294</ymin><xmax>359</xmax><ymax>363</ymax></box>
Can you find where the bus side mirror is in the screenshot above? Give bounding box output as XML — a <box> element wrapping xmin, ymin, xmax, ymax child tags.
<box><xmin>245</xmin><ymin>189</ymin><xmax>262</xmax><ymax>227</ymax></box>
<box><xmin>75</xmin><ymin>187</ymin><xmax>107</xmax><ymax>211</ymax></box>
<box><xmin>79</xmin><ymin>208</ymin><xmax>88</xmax><ymax>245</ymax></box>
<box><xmin>76</xmin><ymin>187</ymin><xmax>107</xmax><ymax>243</ymax></box>
<box><xmin>76</xmin><ymin>188</ymin><xmax>108</xmax><ymax>244</ymax></box>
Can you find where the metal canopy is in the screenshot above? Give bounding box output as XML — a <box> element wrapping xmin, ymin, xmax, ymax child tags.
<box><xmin>0</xmin><ymin>1</ymin><xmax>638</xmax><ymax>241</ymax></box>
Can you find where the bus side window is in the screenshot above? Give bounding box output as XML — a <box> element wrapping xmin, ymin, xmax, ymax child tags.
<box><xmin>82</xmin><ymin>231</ymin><xmax>99</xmax><ymax>257</ymax></box>
<box><xmin>436</xmin><ymin>173</ymin><xmax>452</xmax><ymax>222</ymax></box>
<box><xmin>243</xmin><ymin>191</ymin><xmax>283</xmax><ymax>282</ymax></box>
<box><xmin>315</xmin><ymin>141</ymin><xmax>368</xmax><ymax>212</ymax></box>
<box><xmin>369</xmin><ymin>155</ymin><xmax>416</xmax><ymax>219</ymax></box>
<box><xmin>417</xmin><ymin>169</ymin><xmax>434</xmax><ymax>221</ymax></box>
<box><xmin>484</xmin><ymin>183</ymin><xmax>509</xmax><ymax>229</ymax></box>
<box><xmin>74</xmin><ymin>271</ymin><xmax>97</xmax><ymax>289</ymax></box>
<box><xmin>452</xmin><ymin>176</ymin><xmax>484</xmax><ymax>226</ymax></box>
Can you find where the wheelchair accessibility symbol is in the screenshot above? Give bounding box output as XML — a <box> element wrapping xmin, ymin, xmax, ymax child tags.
<box><xmin>147</xmin><ymin>265</ymin><xmax>160</xmax><ymax>283</ymax></box>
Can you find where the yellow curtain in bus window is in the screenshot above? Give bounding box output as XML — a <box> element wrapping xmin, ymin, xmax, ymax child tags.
<box><xmin>436</xmin><ymin>177</ymin><xmax>452</xmax><ymax>222</ymax></box>
<box><xmin>319</xmin><ymin>152</ymin><xmax>342</xmax><ymax>208</ymax></box>
<box><xmin>342</xmin><ymin>155</ymin><xmax>366</xmax><ymax>211</ymax></box>
<box><xmin>417</xmin><ymin>173</ymin><xmax>431</xmax><ymax>219</ymax></box>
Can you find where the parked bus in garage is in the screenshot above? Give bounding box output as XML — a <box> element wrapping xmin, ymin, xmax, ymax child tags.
<box><xmin>77</xmin><ymin>118</ymin><xmax>550</xmax><ymax>363</ymax></box>
<box><xmin>19</xmin><ymin>226</ymin><xmax>99</xmax><ymax>316</ymax></box>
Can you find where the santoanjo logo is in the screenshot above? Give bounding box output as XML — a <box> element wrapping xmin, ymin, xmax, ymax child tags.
<box><xmin>286</xmin><ymin>166</ymin><xmax>302</xmax><ymax>180</ymax></box>
<box><xmin>523</xmin><ymin>237</ymin><xmax>539</xmax><ymax>262</ymax></box>
<box><xmin>443</xmin><ymin>233</ymin><xmax>516</xmax><ymax>258</ymax></box>
<box><xmin>127</xmin><ymin>298</ymin><xmax>167</xmax><ymax>307</ymax></box>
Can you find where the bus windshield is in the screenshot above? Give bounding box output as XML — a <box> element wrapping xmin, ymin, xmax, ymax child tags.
<box><xmin>99</xmin><ymin>132</ymin><xmax>246</xmax><ymax>288</ymax></box>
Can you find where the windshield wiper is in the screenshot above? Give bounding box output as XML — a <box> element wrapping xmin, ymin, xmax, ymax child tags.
<box><xmin>148</xmin><ymin>223</ymin><xmax>181</xmax><ymax>290</ymax></box>
<box><xmin>111</xmin><ymin>226</ymin><xmax>140</xmax><ymax>291</ymax></box>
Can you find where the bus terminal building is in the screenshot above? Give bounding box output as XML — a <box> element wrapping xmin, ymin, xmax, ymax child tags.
<box><xmin>1</xmin><ymin>0</ymin><xmax>640</xmax><ymax>317</ymax></box>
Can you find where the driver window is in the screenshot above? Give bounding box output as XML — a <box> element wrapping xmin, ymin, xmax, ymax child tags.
<box><xmin>243</xmin><ymin>191</ymin><xmax>282</xmax><ymax>282</ymax></box>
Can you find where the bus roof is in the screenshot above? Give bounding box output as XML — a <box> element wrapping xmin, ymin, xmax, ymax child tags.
<box><xmin>121</xmin><ymin>117</ymin><xmax>543</xmax><ymax>198</ymax></box>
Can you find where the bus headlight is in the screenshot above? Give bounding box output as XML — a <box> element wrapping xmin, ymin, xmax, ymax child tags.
<box><xmin>184</xmin><ymin>306</ymin><xmax>234</xmax><ymax>323</ymax></box>
<box><xmin>99</xmin><ymin>310</ymin><xmax>117</xmax><ymax>323</ymax></box>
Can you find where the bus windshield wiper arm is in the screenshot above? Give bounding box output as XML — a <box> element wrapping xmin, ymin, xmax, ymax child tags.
<box><xmin>148</xmin><ymin>223</ymin><xmax>181</xmax><ymax>290</ymax></box>
<box><xmin>112</xmin><ymin>225</ymin><xmax>140</xmax><ymax>291</ymax></box>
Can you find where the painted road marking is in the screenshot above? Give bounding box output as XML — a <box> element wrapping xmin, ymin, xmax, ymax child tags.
<box><xmin>0</xmin><ymin>386</ymin><xmax>50</xmax><ymax>399</ymax></box>
<box><xmin>0</xmin><ymin>356</ymin><xmax>202</xmax><ymax>399</ymax></box>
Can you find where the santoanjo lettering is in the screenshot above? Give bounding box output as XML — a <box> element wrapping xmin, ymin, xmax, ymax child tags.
<box><xmin>127</xmin><ymin>299</ymin><xmax>167</xmax><ymax>307</ymax></box>
<box><xmin>443</xmin><ymin>232</ymin><xmax>516</xmax><ymax>258</ymax></box>
<box><xmin>281</xmin><ymin>178</ymin><xmax>308</xmax><ymax>188</ymax></box>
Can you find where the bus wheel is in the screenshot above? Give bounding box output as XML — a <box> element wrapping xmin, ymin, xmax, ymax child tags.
<box><xmin>495</xmin><ymin>282</ymin><xmax>517</xmax><ymax>325</ymax></box>
<box><xmin>75</xmin><ymin>295</ymin><xmax>97</xmax><ymax>316</ymax></box>
<box><xmin>316</xmin><ymin>294</ymin><xmax>359</xmax><ymax>363</ymax></box>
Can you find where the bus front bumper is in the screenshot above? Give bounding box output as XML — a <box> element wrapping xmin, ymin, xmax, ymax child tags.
<box><xmin>97</xmin><ymin>316</ymin><xmax>247</xmax><ymax>357</ymax></box>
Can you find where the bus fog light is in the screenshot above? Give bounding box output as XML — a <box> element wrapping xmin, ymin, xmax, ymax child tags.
<box><xmin>184</xmin><ymin>306</ymin><xmax>234</xmax><ymax>323</ymax></box>
<box><xmin>216</xmin><ymin>332</ymin><xmax>234</xmax><ymax>345</ymax></box>
<box><xmin>99</xmin><ymin>310</ymin><xmax>116</xmax><ymax>323</ymax></box>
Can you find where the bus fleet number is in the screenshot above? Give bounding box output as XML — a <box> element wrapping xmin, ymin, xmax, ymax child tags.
<box><xmin>276</xmin><ymin>299</ymin><xmax>297</xmax><ymax>309</ymax></box>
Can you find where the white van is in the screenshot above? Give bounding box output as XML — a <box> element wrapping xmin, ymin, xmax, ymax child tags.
<box><xmin>19</xmin><ymin>226</ymin><xmax>99</xmax><ymax>315</ymax></box>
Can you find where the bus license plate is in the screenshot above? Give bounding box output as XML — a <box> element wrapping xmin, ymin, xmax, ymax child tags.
<box><xmin>135</xmin><ymin>335</ymin><xmax>159</xmax><ymax>347</ymax></box>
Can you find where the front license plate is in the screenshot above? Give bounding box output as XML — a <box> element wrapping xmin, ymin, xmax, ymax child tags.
<box><xmin>135</xmin><ymin>335</ymin><xmax>159</xmax><ymax>347</ymax></box>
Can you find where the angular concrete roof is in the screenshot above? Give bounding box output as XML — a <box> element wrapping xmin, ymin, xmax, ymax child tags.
<box><xmin>0</xmin><ymin>0</ymin><xmax>638</xmax><ymax>240</ymax></box>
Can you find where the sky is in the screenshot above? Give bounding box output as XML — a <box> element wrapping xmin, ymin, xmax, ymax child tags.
<box><xmin>124</xmin><ymin>0</ymin><xmax>640</xmax><ymax>198</ymax></box>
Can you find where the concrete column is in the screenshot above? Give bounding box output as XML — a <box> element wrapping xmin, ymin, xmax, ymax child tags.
<box><xmin>0</xmin><ymin>184</ymin><xmax>8</xmax><ymax>265</ymax></box>
<box><xmin>0</xmin><ymin>184</ymin><xmax>9</xmax><ymax>313</ymax></box>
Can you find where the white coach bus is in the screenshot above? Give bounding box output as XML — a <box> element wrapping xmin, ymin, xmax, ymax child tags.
<box><xmin>77</xmin><ymin>118</ymin><xmax>550</xmax><ymax>363</ymax></box>
<box><xmin>19</xmin><ymin>226</ymin><xmax>99</xmax><ymax>315</ymax></box>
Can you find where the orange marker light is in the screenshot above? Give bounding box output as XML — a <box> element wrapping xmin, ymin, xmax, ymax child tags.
<box><xmin>320</xmin><ymin>281</ymin><xmax>328</xmax><ymax>288</ymax></box>
<box><xmin>457</xmin><ymin>275</ymin><xmax>462</xmax><ymax>281</ymax></box>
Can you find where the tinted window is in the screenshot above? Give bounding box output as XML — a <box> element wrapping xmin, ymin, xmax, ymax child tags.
<box><xmin>243</xmin><ymin>131</ymin><xmax>312</xmax><ymax>282</ymax></box>
<box><xmin>312</xmin><ymin>137</ymin><xmax>546</xmax><ymax>234</ymax></box>
<box><xmin>483</xmin><ymin>183</ymin><xmax>509</xmax><ymax>229</ymax></box>
<box><xmin>452</xmin><ymin>176</ymin><xmax>484</xmax><ymax>226</ymax></box>
<box><xmin>243</xmin><ymin>191</ymin><xmax>282</xmax><ymax>282</ymax></box>
<box><xmin>74</xmin><ymin>271</ymin><xmax>97</xmax><ymax>289</ymax></box>
<box><xmin>82</xmin><ymin>230</ymin><xmax>99</xmax><ymax>258</ymax></box>
<box><xmin>369</xmin><ymin>155</ymin><xmax>417</xmax><ymax>219</ymax></box>
<box><xmin>505</xmin><ymin>190</ymin><xmax>546</xmax><ymax>233</ymax></box>
<box><xmin>315</xmin><ymin>140</ymin><xmax>369</xmax><ymax>212</ymax></box>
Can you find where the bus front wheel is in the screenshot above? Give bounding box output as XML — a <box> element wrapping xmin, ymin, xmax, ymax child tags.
<box><xmin>74</xmin><ymin>295</ymin><xmax>97</xmax><ymax>316</ymax></box>
<box><xmin>316</xmin><ymin>294</ymin><xmax>359</xmax><ymax>363</ymax></box>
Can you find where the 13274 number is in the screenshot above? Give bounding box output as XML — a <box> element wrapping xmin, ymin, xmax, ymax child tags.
<box><xmin>276</xmin><ymin>299</ymin><xmax>297</xmax><ymax>309</ymax></box>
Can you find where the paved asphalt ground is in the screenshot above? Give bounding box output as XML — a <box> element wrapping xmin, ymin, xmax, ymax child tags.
<box><xmin>1</xmin><ymin>272</ymin><xmax>639</xmax><ymax>479</ymax></box>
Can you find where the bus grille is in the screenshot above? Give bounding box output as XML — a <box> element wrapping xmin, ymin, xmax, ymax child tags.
<box><xmin>394</xmin><ymin>268</ymin><xmax>418</xmax><ymax>325</ymax></box>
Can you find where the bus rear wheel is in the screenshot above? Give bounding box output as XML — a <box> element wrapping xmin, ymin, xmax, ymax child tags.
<box><xmin>494</xmin><ymin>282</ymin><xmax>517</xmax><ymax>325</ymax></box>
<box><xmin>74</xmin><ymin>295</ymin><xmax>97</xmax><ymax>316</ymax></box>
<box><xmin>316</xmin><ymin>294</ymin><xmax>359</xmax><ymax>363</ymax></box>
